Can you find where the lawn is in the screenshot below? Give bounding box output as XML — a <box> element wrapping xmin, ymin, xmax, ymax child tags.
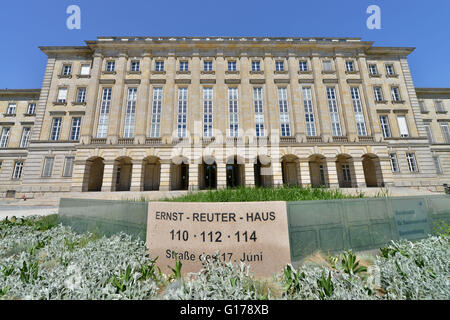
<box><xmin>159</xmin><ymin>186</ymin><xmax>366</xmax><ymax>202</ymax></box>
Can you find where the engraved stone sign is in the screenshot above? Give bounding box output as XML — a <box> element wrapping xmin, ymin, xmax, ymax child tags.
<box><xmin>146</xmin><ymin>201</ymin><xmax>291</xmax><ymax>276</ymax></box>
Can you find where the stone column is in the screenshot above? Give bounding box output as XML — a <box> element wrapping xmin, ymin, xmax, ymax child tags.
<box><xmin>71</xmin><ymin>159</ymin><xmax>86</xmax><ymax>192</ymax></box>
<box><xmin>335</xmin><ymin>54</ymin><xmax>357</xmax><ymax>142</ymax></box>
<box><xmin>352</xmin><ymin>158</ymin><xmax>367</xmax><ymax>188</ymax></box>
<box><xmin>130</xmin><ymin>160</ymin><xmax>144</xmax><ymax>191</ymax></box>
<box><xmin>80</xmin><ymin>52</ymin><xmax>103</xmax><ymax>144</ymax></box>
<box><xmin>311</xmin><ymin>54</ymin><xmax>332</xmax><ymax>142</ymax></box>
<box><xmin>326</xmin><ymin>157</ymin><xmax>339</xmax><ymax>188</ymax></box>
<box><xmin>188</xmin><ymin>163</ymin><xmax>199</xmax><ymax>191</ymax></box>
<box><xmin>217</xmin><ymin>162</ymin><xmax>227</xmax><ymax>189</ymax></box>
<box><xmin>288</xmin><ymin>52</ymin><xmax>306</xmax><ymax>142</ymax></box>
<box><xmin>299</xmin><ymin>159</ymin><xmax>311</xmax><ymax>187</ymax></box>
<box><xmin>101</xmin><ymin>160</ymin><xmax>116</xmax><ymax>192</ymax></box>
<box><xmin>134</xmin><ymin>53</ymin><xmax>151</xmax><ymax>144</ymax></box>
<box><xmin>244</xmin><ymin>162</ymin><xmax>255</xmax><ymax>187</ymax></box>
<box><xmin>107</xmin><ymin>54</ymin><xmax>127</xmax><ymax>144</ymax></box>
<box><xmin>159</xmin><ymin>161</ymin><xmax>171</xmax><ymax>191</ymax></box>
<box><xmin>379</xmin><ymin>157</ymin><xmax>394</xmax><ymax>187</ymax></box>
<box><xmin>272</xmin><ymin>160</ymin><xmax>283</xmax><ymax>186</ymax></box>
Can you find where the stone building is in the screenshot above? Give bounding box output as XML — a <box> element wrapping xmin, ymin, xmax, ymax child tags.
<box><xmin>0</xmin><ymin>36</ymin><xmax>449</xmax><ymax>197</ymax></box>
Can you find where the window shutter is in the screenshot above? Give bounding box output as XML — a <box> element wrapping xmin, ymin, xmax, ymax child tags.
<box><xmin>57</xmin><ymin>88</ymin><xmax>67</xmax><ymax>101</ymax></box>
<box><xmin>397</xmin><ymin>116</ymin><xmax>409</xmax><ymax>137</ymax></box>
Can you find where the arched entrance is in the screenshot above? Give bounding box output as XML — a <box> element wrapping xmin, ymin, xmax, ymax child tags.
<box><xmin>226</xmin><ymin>156</ymin><xmax>245</xmax><ymax>188</ymax></box>
<box><xmin>308</xmin><ymin>155</ymin><xmax>328</xmax><ymax>187</ymax></box>
<box><xmin>336</xmin><ymin>154</ymin><xmax>356</xmax><ymax>188</ymax></box>
<box><xmin>362</xmin><ymin>154</ymin><xmax>384</xmax><ymax>187</ymax></box>
<box><xmin>114</xmin><ymin>157</ymin><xmax>132</xmax><ymax>191</ymax></box>
<box><xmin>254</xmin><ymin>155</ymin><xmax>273</xmax><ymax>187</ymax></box>
<box><xmin>281</xmin><ymin>155</ymin><xmax>300</xmax><ymax>186</ymax></box>
<box><xmin>143</xmin><ymin>156</ymin><xmax>160</xmax><ymax>191</ymax></box>
<box><xmin>199</xmin><ymin>156</ymin><xmax>217</xmax><ymax>190</ymax></box>
<box><xmin>84</xmin><ymin>157</ymin><xmax>104</xmax><ymax>192</ymax></box>
<box><xmin>171</xmin><ymin>157</ymin><xmax>189</xmax><ymax>190</ymax></box>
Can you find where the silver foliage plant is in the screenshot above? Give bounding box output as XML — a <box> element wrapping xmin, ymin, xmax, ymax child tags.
<box><xmin>1</xmin><ymin>216</ymin><xmax>449</xmax><ymax>300</ymax></box>
<box><xmin>0</xmin><ymin>221</ymin><xmax>162</xmax><ymax>300</ymax></box>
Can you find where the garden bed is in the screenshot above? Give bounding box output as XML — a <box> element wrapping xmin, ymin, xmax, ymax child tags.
<box><xmin>0</xmin><ymin>215</ymin><xmax>448</xmax><ymax>300</ymax></box>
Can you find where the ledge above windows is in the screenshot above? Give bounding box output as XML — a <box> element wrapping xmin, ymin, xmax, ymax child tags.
<box><xmin>76</xmin><ymin>74</ymin><xmax>91</xmax><ymax>79</ymax></box>
<box><xmin>386</xmin><ymin>73</ymin><xmax>399</xmax><ymax>78</ymax></box>
<box><xmin>201</xmin><ymin>70</ymin><xmax>215</xmax><ymax>75</ymax></box>
<box><xmin>298</xmin><ymin>70</ymin><xmax>312</xmax><ymax>75</ymax></box>
<box><xmin>102</xmin><ymin>71</ymin><xmax>117</xmax><ymax>75</ymax></box>
<box><xmin>392</xmin><ymin>100</ymin><xmax>406</xmax><ymax>105</ymax></box>
<box><xmin>57</xmin><ymin>74</ymin><xmax>72</xmax><ymax>79</ymax></box>
<box><xmin>249</xmin><ymin>70</ymin><xmax>264</xmax><ymax>75</ymax></box>
<box><xmin>71</xmin><ymin>101</ymin><xmax>87</xmax><ymax>106</ymax></box>
<box><xmin>52</xmin><ymin>101</ymin><xmax>67</xmax><ymax>106</ymax></box>
<box><xmin>151</xmin><ymin>70</ymin><xmax>166</xmax><ymax>75</ymax></box>
<box><xmin>3</xmin><ymin>113</ymin><xmax>16</xmax><ymax>117</ymax></box>
<box><xmin>127</xmin><ymin>71</ymin><xmax>142</xmax><ymax>75</ymax></box>
<box><xmin>176</xmin><ymin>71</ymin><xmax>191</xmax><ymax>75</ymax></box>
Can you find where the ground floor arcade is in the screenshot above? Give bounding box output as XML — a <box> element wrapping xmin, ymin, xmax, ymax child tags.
<box><xmin>72</xmin><ymin>150</ymin><xmax>392</xmax><ymax>192</ymax></box>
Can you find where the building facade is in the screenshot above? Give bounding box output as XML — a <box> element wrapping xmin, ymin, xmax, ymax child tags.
<box><xmin>0</xmin><ymin>36</ymin><xmax>449</xmax><ymax>197</ymax></box>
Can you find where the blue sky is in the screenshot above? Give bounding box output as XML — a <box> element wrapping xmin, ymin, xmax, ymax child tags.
<box><xmin>0</xmin><ymin>0</ymin><xmax>449</xmax><ymax>89</ymax></box>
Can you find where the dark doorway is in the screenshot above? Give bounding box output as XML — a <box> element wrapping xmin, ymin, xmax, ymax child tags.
<box><xmin>204</xmin><ymin>163</ymin><xmax>217</xmax><ymax>189</ymax></box>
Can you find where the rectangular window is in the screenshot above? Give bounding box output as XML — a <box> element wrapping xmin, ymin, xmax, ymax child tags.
<box><xmin>63</xmin><ymin>157</ymin><xmax>75</xmax><ymax>177</ymax></box>
<box><xmin>228</xmin><ymin>88</ymin><xmax>239</xmax><ymax>137</ymax></box>
<box><xmin>42</xmin><ymin>157</ymin><xmax>54</xmax><ymax>177</ymax></box>
<box><xmin>253</xmin><ymin>87</ymin><xmax>265</xmax><ymax>137</ymax></box>
<box><xmin>177</xmin><ymin>88</ymin><xmax>188</xmax><ymax>138</ymax></box>
<box><xmin>80</xmin><ymin>64</ymin><xmax>91</xmax><ymax>75</ymax></box>
<box><xmin>123</xmin><ymin>88</ymin><xmax>137</xmax><ymax>138</ymax></box>
<box><xmin>130</xmin><ymin>60</ymin><xmax>140</xmax><ymax>72</ymax></box>
<box><xmin>106</xmin><ymin>61</ymin><xmax>115</xmax><ymax>72</ymax></box>
<box><xmin>97</xmin><ymin>88</ymin><xmax>112</xmax><ymax>138</ymax></box>
<box><xmin>179</xmin><ymin>61</ymin><xmax>189</xmax><ymax>72</ymax></box>
<box><xmin>374</xmin><ymin>87</ymin><xmax>384</xmax><ymax>102</ymax></box>
<box><xmin>20</xmin><ymin>127</ymin><xmax>31</xmax><ymax>148</ymax></box>
<box><xmin>424</xmin><ymin>123</ymin><xmax>434</xmax><ymax>143</ymax></box>
<box><xmin>389</xmin><ymin>153</ymin><xmax>400</xmax><ymax>173</ymax></box>
<box><xmin>391</xmin><ymin>87</ymin><xmax>401</xmax><ymax>102</ymax></box>
<box><xmin>386</xmin><ymin>64</ymin><xmax>395</xmax><ymax>76</ymax></box>
<box><xmin>435</xmin><ymin>100</ymin><xmax>446</xmax><ymax>113</ymax></box>
<box><xmin>70</xmin><ymin>117</ymin><xmax>82</xmax><ymax>141</ymax></box>
<box><xmin>419</xmin><ymin>100</ymin><xmax>427</xmax><ymax>113</ymax></box>
<box><xmin>7</xmin><ymin>103</ymin><xmax>16</xmax><ymax>115</ymax></box>
<box><xmin>368</xmin><ymin>64</ymin><xmax>378</xmax><ymax>75</ymax></box>
<box><xmin>228</xmin><ymin>61</ymin><xmax>237</xmax><ymax>71</ymax></box>
<box><xmin>76</xmin><ymin>88</ymin><xmax>87</xmax><ymax>103</ymax></box>
<box><xmin>0</xmin><ymin>127</ymin><xmax>10</xmax><ymax>148</ymax></box>
<box><xmin>441</xmin><ymin>123</ymin><xmax>450</xmax><ymax>143</ymax></box>
<box><xmin>379</xmin><ymin>115</ymin><xmax>391</xmax><ymax>138</ymax></box>
<box><xmin>302</xmin><ymin>87</ymin><xmax>316</xmax><ymax>136</ymax></box>
<box><xmin>345</xmin><ymin>61</ymin><xmax>355</xmax><ymax>72</ymax></box>
<box><xmin>57</xmin><ymin>88</ymin><xmax>68</xmax><ymax>103</ymax></box>
<box><xmin>203</xmin><ymin>88</ymin><xmax>213</xmax><ymax>137</ymax></box>
<box><xmin>150</xmin><ymin>87</ymin><xmax>162</xmax><ymax>138</ymax></box>
<box><xmin>342</xmin><ymin>164</ymin><xmax>351</xmax><ymax>182</ymax></box>
<box><xmin>155</xmin><ymin>61</ymin><xmax>164</xmax><ymax>71</ymax></box>
<box><xmin>62</xmin><ymin>64</ymin><xmax>72</xmax><ymax>76</ymax></box>
<box><xmin>251</xmin><ymin>61</ymin><xmax>261</xmax><ymax>72</ymax></box>
<box><xmin>12</xmin><ymin>161</ymin><xmax>23</xmax><ymax>180</ymax></box>
<box><xmin>50</xmin><ymin>118</ymin><xmax>62</xmax><ymax>141</ymax></box>
<box><xmin>278</xmin><ymin>87</ymin><xmax>291</xmax><ymax>137</ymax></box>
<box><xmin>406</xmin><ymin>153</ymin><xmax>419</xmax><ymax>172</ymax></box>
<box><xmin>433</xmin><ymin>156</ymin><xmax>442</xmax><ymax>174</ymax></box>
<box><xmin>323</xmin><ymin>60</ymin><xmax>333</xmax><ymax>72</ymax></box>
<box><xmin>397</xmin><ymin>116</ymin><xmax>409</xmax><ymax>138</ymax></box>
<box><xmin>327</xmin><ymin>87</ymin><xmax>342</xmax><ymax>136</ymax></box>
<box><xmin>27</xmin><ymin>103</ymin><xmax>36</xmax><ymax>115</ymax></box>
<box><xmin>350</xmin><ymin>87</ymin><xmax>367</xmax><ymax>136</ymax></box>
<box><xmin>275</xmin><ymin>61</ymin><xmax>285</xmax><ymax>71</ymax></box>
<box><xmin>203</xmin><ymin>61</ymin><xmax>213</xmax><ymax>71</ymax></box>
<box><xmin>299</xmin><ymin>61</ymin><xmax>308</xmax><ymax>72</ymax></box>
